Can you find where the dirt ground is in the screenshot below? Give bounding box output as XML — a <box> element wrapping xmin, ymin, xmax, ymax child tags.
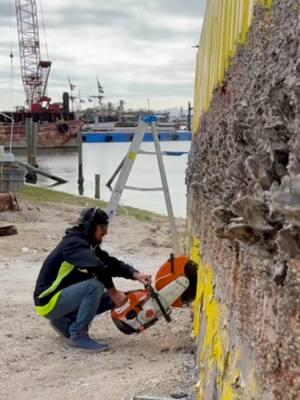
<box><xmin>0</xmin><ymin>199</ymin><xmax>196</xmax><ymax>400</ymax></box>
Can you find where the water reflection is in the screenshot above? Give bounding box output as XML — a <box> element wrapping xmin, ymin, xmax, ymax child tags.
<box><xmin>21</xmin><ymin>141</ymin><xmax>191</xmax><ymax>217</ymax></box>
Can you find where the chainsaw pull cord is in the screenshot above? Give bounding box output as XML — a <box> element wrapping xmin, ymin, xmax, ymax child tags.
<box><xmin>145</xmin><ymin>284</ymin><xmax>171</xmax><ymax>323</ymax></box>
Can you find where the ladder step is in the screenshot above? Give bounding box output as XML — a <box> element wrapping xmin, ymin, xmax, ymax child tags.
<box><xmin>138</xmin><ymin>150</ymin><xmax>188</xmax><ymax>156</ymax></box>
<box><xmin>124</xmin><ymin>185</ymin><xmax>163</xmax><ymax>192</ymax></box>
<box><xmin>138</xmin><ymin>150</ymin><xmax>156</xmax><ymax>155</ymax></box>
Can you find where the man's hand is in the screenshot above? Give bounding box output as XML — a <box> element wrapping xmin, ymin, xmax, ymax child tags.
<box><xmin>107</xmin><ymin>287</ymin><xmax>127</xmax><ymax>307</ymax></box>
<box><xmin>133</xmin><ymin>272</ymin><xmax>152</xmax><ymax>286</ymax></box>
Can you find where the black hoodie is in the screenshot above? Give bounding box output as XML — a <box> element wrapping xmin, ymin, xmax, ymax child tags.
<box><xmin>33</xmin><ymin>226</ymin><xmax>138</xmax><ymax>316</ymax></box>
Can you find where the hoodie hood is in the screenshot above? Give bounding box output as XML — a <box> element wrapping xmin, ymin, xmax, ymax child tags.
<box><xmin>64</xmin><ymin>226</ymin><xmax>101</xmax><ymax>246</ymax></box>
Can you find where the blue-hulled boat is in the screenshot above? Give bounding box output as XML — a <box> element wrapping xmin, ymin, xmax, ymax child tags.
<box><xmin>82</xmin><ymin>130</ymin><xmax>191</xmax><ymax>143</ymax></box>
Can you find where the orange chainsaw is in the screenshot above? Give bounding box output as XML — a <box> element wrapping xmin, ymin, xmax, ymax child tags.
<box><xmin>111</xmin><ymin>254</ymin><xmax>197</xmax><ymax>335</ymax></box>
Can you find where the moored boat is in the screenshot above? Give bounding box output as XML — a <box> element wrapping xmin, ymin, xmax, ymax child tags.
<box><xmin>82</xmin><ymin>129</ymin><xmax>191</xmax><ymax>143</ymax></box>
<box><xmin>0</xmin><ymin>109</ymin><xmax>84</xmax><ymax>150</ymax></box>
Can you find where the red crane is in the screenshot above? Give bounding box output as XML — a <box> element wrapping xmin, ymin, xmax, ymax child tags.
<box><xmin>15</xmin><ymin>0</ymin><xmax>51</xmax><ymax>111</ymax></box>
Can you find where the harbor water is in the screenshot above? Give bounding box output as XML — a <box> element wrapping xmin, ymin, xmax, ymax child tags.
<box><xmin>24</xmin><ymin>141</ymin><xmax>191</xmax><ymax>217</ymax></box>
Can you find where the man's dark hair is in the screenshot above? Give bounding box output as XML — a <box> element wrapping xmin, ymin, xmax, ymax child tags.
<box><xmin>78</xmin><ymin>207</ymin><xmax>109</xmax><ymax>235</ymax></box>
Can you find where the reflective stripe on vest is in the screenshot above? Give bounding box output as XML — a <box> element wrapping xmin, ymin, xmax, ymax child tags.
<box><xmin>35</xmin><ymin>261</ymin><xmax>75</xmax><ymax>316</ymax></box>
<box><xmin>38</xmin><ymin>261</ymin><xmax>74</xmax><ymax>299</ymax></box>
<box><xmin>35</xmin><ymin>291</ymin><xmax>61</xmax><ymax>316</ymax></box>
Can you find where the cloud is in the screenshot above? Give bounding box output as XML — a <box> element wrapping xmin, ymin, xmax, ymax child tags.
<box><xmin>0</xmin><ymin>0</ymin><xmax>12</xmax><ymax>19</ymax></box>
<box><xmin>0</xmin><ymin>0</ymin><xmax>206</xmax><ymax>110</ymax></box>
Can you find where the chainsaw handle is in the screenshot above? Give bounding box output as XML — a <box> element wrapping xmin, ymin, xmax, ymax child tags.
<box><xmin>145</xmin><ymin>284</ymin><xmax>171</xmax><ymax>323</ymax></box>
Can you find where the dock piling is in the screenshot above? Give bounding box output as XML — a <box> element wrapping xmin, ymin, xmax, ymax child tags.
<box><xmin>78</xmin><ymin>131</ymin><xmax>84</xmax><ymax>195</ymax></box>
<box><xmin>94</xmin><ymin>174</ymin><xmax>101</xmax><ymax>199</ymax></box>
<box><xmin>25</xmin><ymin>118</ymin><xmax>38</xmax><ymax>183</ymax></box>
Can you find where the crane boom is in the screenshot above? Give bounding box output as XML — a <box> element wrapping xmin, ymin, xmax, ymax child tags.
<box><xmin>15</xmin><ymin>0</ymin><xmax>51</xmax><ymax>108</ymax></box>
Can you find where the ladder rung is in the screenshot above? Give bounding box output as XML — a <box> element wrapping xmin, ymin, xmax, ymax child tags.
<box><xmin>138</xmin><ymin>150</ymin><xmax>156</xmax><ymax>155</ymax></box>
<box><xmin>124</xmin><ymin>185</ymin><xmax>163</xmax><ymax>192</ymax></box>
<box><xmin>138</xmin><ymin>150</ymin><xmax>188</xmax><ymax>156</ymax></box>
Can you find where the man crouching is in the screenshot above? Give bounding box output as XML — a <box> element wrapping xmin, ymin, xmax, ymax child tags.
<box><xmin>33</xmin><ymin>207</ymin><xmax>151</xmax><ymax>352</ymax></box>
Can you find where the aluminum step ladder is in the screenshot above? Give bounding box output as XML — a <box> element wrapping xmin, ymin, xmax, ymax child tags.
<box><xmin>105</xmin><ymin>115</ymin><xmax>182</xmax><ymax>255</ymax></box>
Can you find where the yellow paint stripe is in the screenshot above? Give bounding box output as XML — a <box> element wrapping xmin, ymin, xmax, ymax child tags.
<box><xmin>192</xmin><ymin>0</ymin><xmax>273</xmax><ymax>134</ymax></box>
<box><xmin>191</xmin><ymin>238</ymin><xmax>258</xmax><ymax>398</ymax></box>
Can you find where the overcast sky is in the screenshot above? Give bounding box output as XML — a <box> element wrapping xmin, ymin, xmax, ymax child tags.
<box><xmin>0</xmin><ymin>0</ymin><xmax>206</xmax><ymax>111</ymax></box>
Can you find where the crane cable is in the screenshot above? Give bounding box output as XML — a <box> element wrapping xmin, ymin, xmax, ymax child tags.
<box><xmin>9</xmin><ymin>0</ymin><xmax>14</xmax><ymax>109</ymax></box>
<box><xmin>38</xmin><ymin>0</ymin><xmax>49</xmax><ymax>60</ymax></box>
<box><xmin>8</xmin><ymin>0</ymin><xmax>15</xmax><ymax>151</ymax></box>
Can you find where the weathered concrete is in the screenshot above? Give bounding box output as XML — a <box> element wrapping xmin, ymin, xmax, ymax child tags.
<box><xmin>187</xmin><ymin>1</ymin><xmax>299</xmax><ymax>398</ymax></box>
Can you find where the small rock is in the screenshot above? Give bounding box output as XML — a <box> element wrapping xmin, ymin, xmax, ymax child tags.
<box><xmin>149</xmin><ymin>225</ymin><xmax>160</xmax><ymax>233</ymax></box>
<box><xmin>139</xmin><ymin>238</ymin><xmax>158</xmax><ymax>247</ymax></box>
<box><xmin>171</xmin><ymin>392</ymin><xmax>188</xmax><ymax>399</ymax></box>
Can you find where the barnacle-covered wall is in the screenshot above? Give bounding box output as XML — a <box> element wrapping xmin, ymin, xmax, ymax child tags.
<box><xmin>188</xmin><ymin>0</ymin><xmax>299</xmax><ymax>398</ymax></box>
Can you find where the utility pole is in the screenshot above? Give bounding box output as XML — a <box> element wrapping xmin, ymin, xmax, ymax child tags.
<box><xmin>118</xmin><ymin>100</ymin><xmax>125</xmax><ymax>123</ymax></box>
<box><xmin>25</xmin><ymin>117</ymin><xmax>38</xmax><ymax>183</ymax></box>
<box><xmin>78</xmin><ymin>131</ymin><xmax>84</xmax><ymax>195</ymax></box>
<box><xmin>187</xmin><ymin>101</ymin><xmax>193</xmax><ymax>131</ymax></box>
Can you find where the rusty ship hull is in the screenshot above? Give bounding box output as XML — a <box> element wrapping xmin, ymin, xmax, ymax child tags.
<box><xmin>0</xmin><ymin>112</ymin><xmax>84</xmax><ymax>149</ymax></box>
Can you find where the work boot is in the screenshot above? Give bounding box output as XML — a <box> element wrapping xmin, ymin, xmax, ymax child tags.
<box><xmin>68</xmin><ymin>332</ymin><xmax>109</xmax><ymax>352</ymax></box>
<box><xmin>49</xmin><ymin>319</ymin><xmax>70</xmax><ymax>338</ymax></box>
